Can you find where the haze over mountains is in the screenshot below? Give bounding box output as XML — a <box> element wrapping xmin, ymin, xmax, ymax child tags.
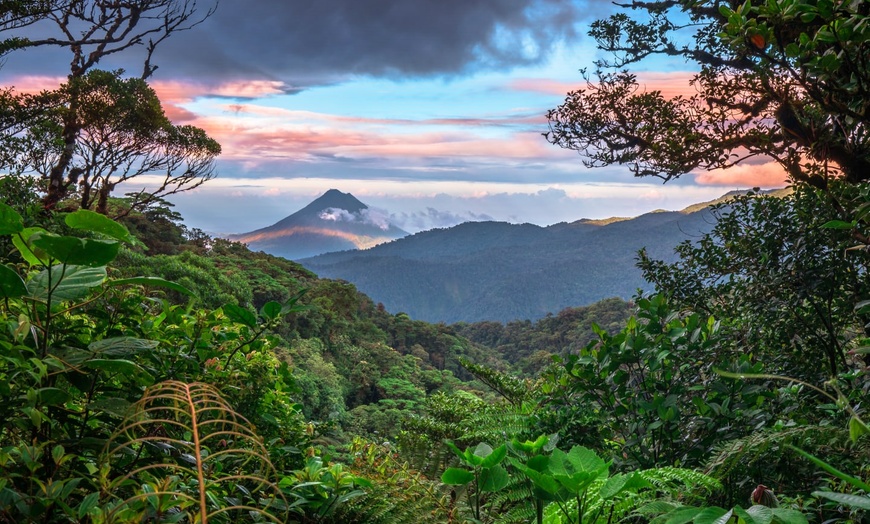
<box><xmin>300</xmin><ymin>208</ymin><xmax>718</xmax><ymax>323</ymax></box>
<box><xmin>228</xmin><ymin>189</ymin><xmax>407</xmax><ymax>260</ymax></box>
<box><xmin>230</xmin><ymin>188</ymin><xmax>781</xmax><ymax>324</ymax></box>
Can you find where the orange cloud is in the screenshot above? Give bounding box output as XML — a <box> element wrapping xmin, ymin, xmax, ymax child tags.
<box><xmin>693</xmin><ymin>161</ymin><xmax>789</xmax><ymax>187</ymax></box>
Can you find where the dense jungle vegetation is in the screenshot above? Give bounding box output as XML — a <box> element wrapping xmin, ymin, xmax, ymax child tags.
<box><xmin>2</xmin><ymin>0</ymin><xmax>870</xmax><ymax>522</ymax></box>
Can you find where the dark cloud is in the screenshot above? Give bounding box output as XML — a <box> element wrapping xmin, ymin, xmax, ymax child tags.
<box><xmin>152</xmin><ymin>0</ymin><xmax>582</xmax><ymax>85</ymax></box>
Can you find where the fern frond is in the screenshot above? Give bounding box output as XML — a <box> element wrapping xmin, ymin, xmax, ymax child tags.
<box><xmin>704</xmin><ymin>425</ymin><xmax>851</xmax><ymax>480</ymax></box>
<box><xmin>100</xmin><ymin>380</ymin><xmax>287</xmax><ymax>523</ymax></box>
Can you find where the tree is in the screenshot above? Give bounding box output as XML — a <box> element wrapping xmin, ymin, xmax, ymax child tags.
<box><xmin>546</xmin><ymin>0</ymin><xmax>870</xmax><ymax>189</ymax></box>
<box><xmin>12</xmin><ymin>70</ymin><xmax>220</xmax><ymax>216</ymax></box>
<box><xmin>0</xmin><ymin>0</ymin><xmax>217</xmax><ymax>210</ymax></box>
<box><xmin>638</xmin><ymin>186</ymin><xmax>867</xmax><ymax>378</ymax></box>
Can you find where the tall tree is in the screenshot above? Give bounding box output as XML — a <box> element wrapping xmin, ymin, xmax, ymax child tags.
<box><xmin>0</xmin><ymin>0</ymin><xmax>217</xmax><ymax>210</ymax></box>
<box><xmin>16</xmin><ymin>70</ymin><xmax>220</xmax><ymax>216</ymax></box>
<box><xmin>546</xmin><ymin>0</ymin><xmax>870</xmax><ymax>189</ymax></box>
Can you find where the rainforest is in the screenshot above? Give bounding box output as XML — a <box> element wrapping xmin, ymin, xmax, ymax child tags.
<box><xmin>2</xmin><ymin>0</ymin><xmax>870</xmax><ymax>523</ymax></box>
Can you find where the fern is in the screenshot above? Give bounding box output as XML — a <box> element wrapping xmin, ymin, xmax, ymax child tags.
<box><xmin>99</xmin><ymin>380</ymin><xmax>287</xmax><ymax>523</ymax></box>
<box><xmin>338</xmin><ymin>438</ymin><xmax>450</xmax><ymax>524</ymax></box>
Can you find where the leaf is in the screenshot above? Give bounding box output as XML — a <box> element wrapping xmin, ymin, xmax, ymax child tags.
<box><xmin>820</xmin><ymin>219</ymin><xmax>854</xmax><ymax>229</ymax></box>
<box><xmin>31</xmin><ymin>233</ymin><xmax>119</xmax><ymax>267</ymax></box>
<box><xmin>849</xmin><ymin>416</ymin><xmax>869</xmax><ymax>442</ymax></box>
<box><xmin>27</xmin><ymin>265</ymin><xmax>107</xmax><ymax>302</ymax></box>
<box><xmin>260</xmin><ymin>301</ymin><xmax>282</xmax><ymax>320</ymax></box>
<box><xmin>37</xmin><ymin>387</ymin><xmax>71</xmax><ymax>406</ymax></box>
<box><xmin>811</xmin><ymin>491</ymin><xmax>870</xmax><ymax>510</ymax></box>
<box><xmin>89</xmin><ymin>337</ymin><xmax>159</xmax><ymax>356</ymax></box>
<box><xmin>65</xmin><ymin>209</ymin><xmax>134</xmax><ymax>243</ymax></box>
<box><xmin>222</xmin><ymin>303</ymin><xmax>257</xmax><ymax>327</ymax></box>
<box><xmin>0</xmin><ymin>202</ymin><xmax>23</xmax><ymax>235</ymax></box>
<box><xmin>663</xmin><ymin>506</ymin><xmax>703</xmax><ymax>524</ymax></box>
<box><xmin>78</xmin><ymin>492</ymin><xmax>100</xmax><ymax>520</ymax></box>
<box><xmin>13</xmin><ymin>227</ymin><xmax>50</xmax><ymax>266</ymax></box>
<box><xmin>600</xmin><ymin>473</ymin><xmax>629</xmax><ymax>499</ymax></box>
<box><xmin>84</xmin><ymin>359</ymin><xmax>154</xmax><ymax>385</ymax></box>
<box><xmin>441</xmin><ymin>467</ymin><xmax>474</xmax><ymax>485</ymax></box>
<box><xmin>0</xmin><ymin>264</ymin><xmax>26</xmax><ymax>299</ymax></box>
<box><xmin>89</xmin><ymin>397</ymin><xmax>133</xmax><ymax>418</ymax></box>
<box><xmin>693</xmin><ymin>507</ymin><xmax>730</xmax><ymax>524</ymax></box>
<box><xmin>479</xmin><ymin>464</ymin><xmax>509</xmax><ymax>492</ymax></box>
<box><xmin>735</xmin><ymin>505</ymin><xmax>773</xmax><ymax>524</ymax></box>
<box><xmin>769</xmin><ymin>508</ymin><xmax>808</xmax><ymax>524</ymax></box>
<box><xmin>108</xmin><ymin>276</ymin><xmax>194</xmax><ymax>296</ymax></box>
<box><xmin>480</xmin><ymin>443</ymin><xmax>507</xmax><ymax>468</ymax></box>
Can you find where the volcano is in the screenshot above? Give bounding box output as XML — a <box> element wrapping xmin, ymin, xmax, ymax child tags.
<box><xmin>228</xmin><ymin>189</ymin><xmax>408</xmax><ymax>260</ymax></box>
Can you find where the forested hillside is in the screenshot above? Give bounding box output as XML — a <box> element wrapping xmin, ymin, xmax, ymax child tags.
<box><xmin>2</xmin><ymin>0</ymin><xmax>870</xmax><ymax>523</ymax></box>
<box><xmin>302</xmin><ymin>208</ymin><xmax>716</xmax><ymax>323</ymax></box>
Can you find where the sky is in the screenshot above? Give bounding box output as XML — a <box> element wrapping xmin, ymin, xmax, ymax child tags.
<box><xmin>1</xmin><ymin>0</ymin><xmax>790</xmax><ymax>234</ymax></box>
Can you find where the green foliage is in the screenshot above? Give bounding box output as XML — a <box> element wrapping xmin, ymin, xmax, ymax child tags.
<box><xmin>540</xmin><ymin>294</ymin><xmax>774</xmax><ymax>469</ymax></box>
<box><xmin>640</xmin><ymin>186</ymin><xmax>868</xmax><ymax>380</ymax></box>
<box><xmin>281</xmin><ymin>456</ymin><xmax>370</xmax><ymax>523</ymax></box>
<box><xmin>337</xmin><ymin>438</ymin><xmax>450</xmax><ymax>523</ymax></box>
<box><xmin>547</xmin><ymin>0</ymin><xmax>870</xmax><ymax>188</ymax></box>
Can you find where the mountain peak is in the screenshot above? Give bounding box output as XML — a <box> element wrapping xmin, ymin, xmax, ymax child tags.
<box><xmin>228</xmin><ymin>189</ymin><xmax>407</xmax><ymax>260</ymax></box>
<box><xmin>300</xmin><ymin>189</ymin><xmax>367</xmax><ymax>215</ymax></box>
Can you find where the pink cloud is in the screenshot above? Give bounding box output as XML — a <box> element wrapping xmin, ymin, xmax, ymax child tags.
<box><xmin>510</xmin><ymin>71</ymin><xmax>699</xmax><ymax>99</ymax></box>
<box><xmin>693</xmin><ymin>161</ymin><xmax>788</xmax><ymax>187</ymax></box>
<box><xmin>2</xmin><ymin>75</ymin><xmax>64</xmax><ymax>94</ymax></box>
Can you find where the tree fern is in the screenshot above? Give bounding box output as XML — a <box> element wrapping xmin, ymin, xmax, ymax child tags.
<box><xmin>98</xmin><ymin>380</ymin><xmax>287</xmax><ymax>523</ymax></box>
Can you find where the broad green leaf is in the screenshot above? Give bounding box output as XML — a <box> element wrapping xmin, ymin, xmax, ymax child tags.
<box><xmin>13</xmin><ymin>227</ymin><xmax>50</xmax><ymax>266</ymax></box>
<box><xmin>849</xmin><ymin>416</ymin><xmax>869</xmax><ymax>442</ymax></box>
<box><xmin>512</xmin><ymin>461</ymin><xmax>561</xmax><ymax>495</ymax></box>
<box><xmin>84</xmin><ymin>359</ymin><xmax>154</xmax><ymax>385</ymax></box>
<box><xmin>65</xmin><ymin>209</ymin><xmax>134</xmax><ymax>243</ymax></box>
<box><xmin>0</xmin><ymin>264</ymin><xmax>26</xmax><ymax>299</ymax></box>
<box><xmin>89</xmin><ymin>337</ymin><xmax>159</xmax><ymax>356</ymax></box>
<box><xmin>222</xmin><ymin>303</ymin><xmax>257</xmax><ymax>327</ymax></box>
<box><xmin>479</xmin><ymin>464</ymin><xmax>509</xmax><ymax>492</ymax></box>
<box><xmin>473</xmin><ymin>442</ymin><xmax>494</xmax><ymax>458</ymax></box>
<box><xmin>0</xmin><ymin>202</ymin><xmax>23</xmax><ymax>235</ymax></box>
<box><xmin>78</xmin><ymin>492</ymin><xmax>101</xmax><ymax>520</ymax></box>
<box><xmin>31</xmin><ymin>233</ymin><xmax>119</xmax><ymax>267</ymax></box>
<box><xmin>811</xmin><ymin>491</ymin><xmax>870</xmax><ymax>510</ymax></box>
<box><xmin>27</xmin><ymin>265</ymin><xmax>107</xmax><ymax>302</ymax></box>
<box><xmin>260</xmin><ymin>301</ymin><xmax>282</xmax><ymax>320</ymax></box>
<box><xmin>36</xmin><ymin>387</ymin><xmax>71</xmax><ymax>406</ymax></box>
<box><xmin>480</xmin><ymin>443</ymin><xmax>507</xmax><ymax>468</ymax></box>
<box><xmin>108</xmin><ymin>276</ymin><xmax>194</xmax><ymax>296</ymax></box>
<box><xmin>663</xmin><ymin>506</ymin><xmax>703</xmax><ymax>524</ymax></box>
<box><xmin>735</xmin><ymin>505</ymin><xmax>773</xmax><ymax>524</ymax></box>
<box><xmin>600</xmin><ymin>473</ymin><xmax>629</xmax><ymax>499</ymax></box>
<box><xmin>693</xmin><ymin>507</ymin><xmax>730</xmax><ymax>524</ymax></box>
<box><xmin>441</xmin><ymin>467</ymin><xmax>474</xmax><ymax>485</ymax></box>
<box><xmin>566</xmin><ymin>445</ymin><xmax>607</xmax><ymax>473</ymax></box>
<box><xmin>88</xmin><ymin>397</ymin><xmax>133</xmax><ymax>418</ymax></box>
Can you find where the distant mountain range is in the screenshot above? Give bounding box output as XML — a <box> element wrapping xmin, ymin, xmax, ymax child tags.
<box><xmin>228</xmin><ymin>189</ymin><xmax>408</xmax><ymax>260</ymax></box>
<box><xmin>296</xmin><ymin>189</ymin><xmax>787</xmax><ymax>324</ymax></box>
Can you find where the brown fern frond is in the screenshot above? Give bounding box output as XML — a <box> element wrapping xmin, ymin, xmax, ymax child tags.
<box><xmin>100</xmin><ymin>380</ymin><xmax>288</xmax><ymax>523</ymax></box>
